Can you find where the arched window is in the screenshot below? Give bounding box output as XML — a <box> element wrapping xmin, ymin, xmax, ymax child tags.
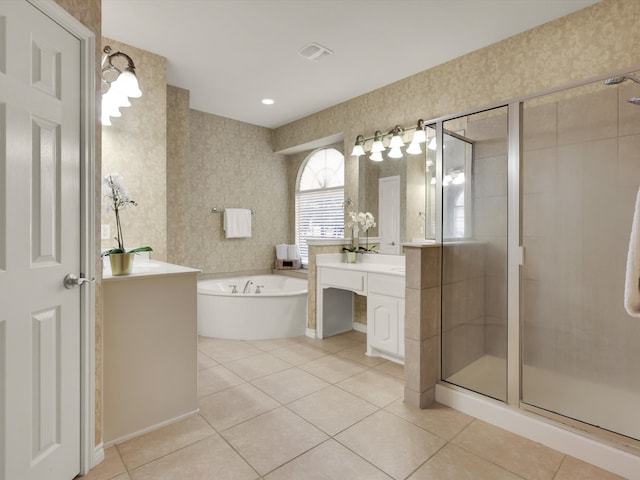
<box><xmin>295</xmin><ymin>148</ymin><xmax>345</xmax><ymax>264</ymax></box>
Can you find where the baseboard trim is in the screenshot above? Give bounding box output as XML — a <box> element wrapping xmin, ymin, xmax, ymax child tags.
<box><xmin>92</xmin><ymin>442</ymin><xmax>105</xmax><ymax>468</ymax></box>
<box><xmin>353</xmin><ymin>322</ymin><xmax>367</xmax><ymax>334</ymax></box>
<box><xmin>305</xmin><ymin>328</ymin><xmax>316</xmax><ymax>339</ymax></box>
<box><xmin>104</xmin><ymin>409</ymin><xmax>200</xmax><ymax>448</ymax></box>
<box><xmin>435</xmin><ymin>384</ymin><xmax>640</xmax><ymax>479</ymax></box>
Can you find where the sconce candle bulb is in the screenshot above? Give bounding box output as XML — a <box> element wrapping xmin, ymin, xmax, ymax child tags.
<box><xmin>388</xmin><ymin>126</ymin><xmax>405</xmax><ymax>149</ymax></box>
<box><xmin>101</xmin><ymin>45</ymin><xmax>142</xmax><ymax>125</ymax></box>
<box><xmin>351</xmin><ymin>134</ymin><xmax>366</xmax><ymax>157</ymax></box>
<box><xmin>388</xmin><ymin>146</ymin><xmax>403</xmax><ymax>159</ymax></box>
<box><xmin>370</xmin><ymin>131</ymin><xmax>385</xmax><ymax>154</ymax></box>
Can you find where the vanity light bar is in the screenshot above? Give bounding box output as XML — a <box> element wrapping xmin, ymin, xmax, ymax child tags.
<box><xmin>351</xmin><ymin>119</ymin><xmax>427</xmax><ymax>160</ymax></box>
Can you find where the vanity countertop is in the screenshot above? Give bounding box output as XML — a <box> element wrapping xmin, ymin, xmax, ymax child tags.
<box><xmin>103</xmin><ymin>259</ymin><xmax>201</xmax><ymax>281</ymax></box>
<box><xmin>316</xmin><ymin>253</ymin><xmax>405</xmax><ymax>277</ymax></box>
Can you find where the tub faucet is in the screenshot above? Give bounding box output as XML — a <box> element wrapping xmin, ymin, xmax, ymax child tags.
<box><xmin>242</xmin><ymin>280</ymin><xmax>253</xmax><ymax>294</ymax></box>
<box><xmin>255</xmin><ymin>285</ymin><xmax>264</xmax><ymax>294</ymax></box>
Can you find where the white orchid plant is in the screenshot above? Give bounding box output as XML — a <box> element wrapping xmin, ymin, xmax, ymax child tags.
<box><xmin>102</xmin><ymin>174</ymin><xmax>153</xmax><ymax>257</ymax></box>
<box><xmin>344</xmin><ymin>211</ymin><xmax>377</xmax><ymax>253</ymax></box>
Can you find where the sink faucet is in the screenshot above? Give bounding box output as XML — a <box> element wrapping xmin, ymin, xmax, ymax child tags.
<box><xmin>255</xmin><ymin>285</ymin><xmax>264</xmax><ymax>294</ymax></box>
<box><xmin>229</xmin><ymin>284</ymin><xmax>238</xmax><ymax>294</ymax></box>
<box><xmin>242</xmin><ymin>280</ymin><xmax>253</xmax><ymax>294</ymax></box>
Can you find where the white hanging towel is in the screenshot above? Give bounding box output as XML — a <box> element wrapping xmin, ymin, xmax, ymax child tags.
<box><xmin>223</xmin><ymin>208</ymin><xmax>252</xmax><ymax>238</ymax></box>
<box><xmin>624</xmin><ymin>186</ymin><xmax>640</xmax><ymax>317</ymax></box>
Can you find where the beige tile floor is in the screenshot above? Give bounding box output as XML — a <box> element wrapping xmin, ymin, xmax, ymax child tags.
<box><xmin>84</xmin><ymin>331</ymin><xmax>627</xmax><ymax>480</ymax></box>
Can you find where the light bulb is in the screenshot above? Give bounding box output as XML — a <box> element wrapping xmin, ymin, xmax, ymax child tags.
<box><xmin>351</xmin><ymin>144</ymin><xmax>365</xmax><ymax>157</ymax></box>
<box><xmin>102</xmin><ymin>96</ymin><xmax>121</xmax><ymax>117</ymax></box>
<box><xmin>427</xmin><ymin>137</ymin><xmax>437</xmax><ymax>151</ymax></box>
<box><xmin>101</xmin><ymin>111</ymin><xmax>112</xmax><ymax>126</ymax></box>
<box><xmin>371</xmin><ymin>139</ymin><xmax>385</xmax><ymax>153</ymax></box>
<box><xmin>412</xmin><ymin>128</ymin><xmax>426</xmax><ymax>144</ymax></box>
<box><xmin>406</xmin><ymin>140</ymin><xmax>422</xmax><ymax>155</ymax></box>
<box><xmin>351</xmin><ymin>135</ymin><xmax>365</xmax><ymax>157</ymax></box>
<box><xmin>388</xmin><ymin>134</ymin><xmax>404</xmax><ymax>149</ymax></box>
<box><xmin>388</xmin><ymin>146</ymin><xmax>403</xmax><ymax>158</ymax></box>
<box><xmin>369</xmin><ymin>151</ymin><xmax>383</xmax><ymax>162</ymax></box>
<box><xmin>370</xmin><ymin>131</ymin><xmax>385</xmax><ymax>153</ymax></box>
<box><xmin>104</xmin><ymin>89</ymin><xmax>131</xmax><ymax>108</ymax></box>
<box><xmin>111</xmin><ymin>68</ymin><xmax>142</xmax><ymax>98</ymax></box>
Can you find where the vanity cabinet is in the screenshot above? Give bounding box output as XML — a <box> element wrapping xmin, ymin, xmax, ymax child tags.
<box><xmin>367</xmin><ymin>273</ymin><xmax>405</xmax><ymax>362</ymax></box>
<box><xmin>316</xmin><ymin>254</ymin><xmax>405</xmax><ymax>364</ymax></box>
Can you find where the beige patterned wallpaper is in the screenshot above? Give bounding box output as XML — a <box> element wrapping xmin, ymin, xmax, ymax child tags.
<box><xmin>272</xmin><ymin>0</ymin><xmax>639</xmax><ymax>212</ymax></box>
<box><xmin>166</xmin><ymin>85</ymin><xmax>191</xmax><ymax>266</ymax></box>
<box><xmin>101</xmin><ymin>37</ymin><xmax>168</xmax><ymax>261</ymax></box>
<box><xmin>186</xmin><ymin>110</ymin><xmax>290</xmax><ymax>275</ymax></box>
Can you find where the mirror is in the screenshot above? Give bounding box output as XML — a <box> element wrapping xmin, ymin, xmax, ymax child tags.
<box><xmin>358</xmin><ymin>126</ymin><xmax>436</xmax><ymax>250</ymax></box>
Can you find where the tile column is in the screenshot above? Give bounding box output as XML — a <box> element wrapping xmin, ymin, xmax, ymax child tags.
<box><xmin>403</xmin><ymin>244</ymin><xmax>441</xmax><ymax>408</ymax></box>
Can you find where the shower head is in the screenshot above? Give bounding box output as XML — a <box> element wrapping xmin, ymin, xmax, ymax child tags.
<box><xmin>604</xmin><ymin>75</ymin><xmax>640</xmax><ymax>85</ymax></box>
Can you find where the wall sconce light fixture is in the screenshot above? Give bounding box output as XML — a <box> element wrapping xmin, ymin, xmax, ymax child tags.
<box><xmin>101</xmin><ymin>46</ymin><xmax>142</xmax><ymax>126</ymax></box>
<box><xmin>351</xmin><ymin>119</ymin><xmax>427</xmax><ymax>161</ymax></box>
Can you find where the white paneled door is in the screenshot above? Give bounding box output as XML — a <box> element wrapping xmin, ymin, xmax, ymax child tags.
<box><xmin>0</xmin><ymin>2</ymin><xmax>81</xmax><ymax>480</ymax></box>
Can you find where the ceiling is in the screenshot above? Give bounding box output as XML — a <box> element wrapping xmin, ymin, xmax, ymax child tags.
<box><xmin>102</xmin><ymin>0</ymin><xmax>599</xmax><ymax>129</ymax></box>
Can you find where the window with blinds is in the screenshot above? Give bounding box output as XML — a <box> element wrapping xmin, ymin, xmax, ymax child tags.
<box><xmin>295</xmin><ymin>148</ymin><xmax>345</xmax><ymax>264</ymax></box>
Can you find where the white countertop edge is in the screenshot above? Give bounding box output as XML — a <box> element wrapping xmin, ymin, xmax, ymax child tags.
<box><xmin>315</xmin><ymin>253</ymin><xmax>405</xmax><ymax>277</ymax></box>
<box><xmin>103</xmin><ymin>259</ymin><xmax>202</xmax><ymax>281</ymax></box>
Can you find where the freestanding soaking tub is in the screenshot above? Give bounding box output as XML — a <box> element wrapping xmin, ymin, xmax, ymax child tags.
<box><xmin>197</xmin><ymin>274</ymin><xmax>308</xmax><ymax>340</ymax></box>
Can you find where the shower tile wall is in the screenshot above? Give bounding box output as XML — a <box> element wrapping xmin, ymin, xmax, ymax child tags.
<box><xmin>441</xmin><ymin>242</ymin><xmax>486</xmax><ymax>376</ymax></box>
<box><xmin>442</xmin><ymin>109</ymin><xmax>508</xmax><ymax>382</ymax></box>
<box><xmin>522</xmin><ymin>85</ymin><xmax>640</xmax><ymax>390</ymax></box>
<box><xmin>468</xmin><ymin>112</ymin><xmax>509</xmax><ymax>360</ymax></box>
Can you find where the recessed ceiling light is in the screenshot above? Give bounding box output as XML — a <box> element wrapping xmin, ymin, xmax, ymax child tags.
<box><xmin>261</xmin><ymin>98</ymin><xmax>275</xmax><ymax>105</ymax></box>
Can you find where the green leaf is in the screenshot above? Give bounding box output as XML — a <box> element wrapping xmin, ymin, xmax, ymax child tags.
<box><xmin>126</xmin><ymin>246</ymin><xmax>153</xmax><ymax>253</ymax></box>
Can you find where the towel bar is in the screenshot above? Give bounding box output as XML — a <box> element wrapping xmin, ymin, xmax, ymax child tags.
<box><xmin>211</xmin><ymin>207</ymin><xmax>255</xmax><ymax>215</ymax></box>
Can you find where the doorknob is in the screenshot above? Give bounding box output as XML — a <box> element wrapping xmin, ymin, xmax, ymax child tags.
<box><xmin>388</xmin><ymin>242</ymin><xmax>396</xmax><ymax>246</ymax></box>
<box><xmin>63</xmin><ymin>274</ymin><xmax>95</xmax><ymax>289</ymax></box>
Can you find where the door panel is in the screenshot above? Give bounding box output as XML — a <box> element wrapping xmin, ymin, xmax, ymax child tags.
<box><xmin>0</xmin><ymin>2</ymin><xmax>81</xmax><ymax>479</ymax></box>
<box><xmin>369</xmin><ymin>294</ymin><xmax>399</xmax><ymax>353</ymax></box>
<box><xmin>32</xmin><ymin>117</ymin><xmax>61</xmax><ymax>265</ymax></box>
<box><xmin>378</xmin><ymin>176</ymin><xmax>400</xmax><ymax>254</ymax></box>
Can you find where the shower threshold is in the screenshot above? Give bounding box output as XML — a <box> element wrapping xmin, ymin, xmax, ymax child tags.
<box><xmin>444</xmin><ymin>354</ymin><xmax>640</xmax><ymax>442</ymax></box>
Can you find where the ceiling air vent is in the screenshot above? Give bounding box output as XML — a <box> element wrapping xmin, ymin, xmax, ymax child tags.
<box><xmin>298</xmin><ymin>42</ymin><xmax>333</xmax><ymax>62</ymax></box>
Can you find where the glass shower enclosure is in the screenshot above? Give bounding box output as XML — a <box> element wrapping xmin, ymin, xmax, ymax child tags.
<box><xmin>439</xmin><ymin>107</ymin><xmax>509</xmax><ymax>402</ymax></box>
<box><xmin>430</xmin><ymin>76</ymin><xmax>640</xmax><ymax>442</ymax></box>
<box><xmin>520</xmin><ymin>81</ymin><xmax>640</xmax><ymax>440</ymax></box>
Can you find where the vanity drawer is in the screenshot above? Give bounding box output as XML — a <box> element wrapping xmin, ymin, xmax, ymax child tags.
<box><xmin>320</xmin><ymin>267</ymin><xmax>366</xmax><ymax>294</ymax></box>
<box><xmin>368</xmin><ymin>273</ymin><xmax>405</xmax><ymax>298</ymax></box>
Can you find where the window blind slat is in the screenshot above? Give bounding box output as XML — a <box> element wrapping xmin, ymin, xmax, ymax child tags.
<box><xmin>295</xmin><ymin>188</ymin><xmax>344</xmax><ymax>263</ymax></box>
